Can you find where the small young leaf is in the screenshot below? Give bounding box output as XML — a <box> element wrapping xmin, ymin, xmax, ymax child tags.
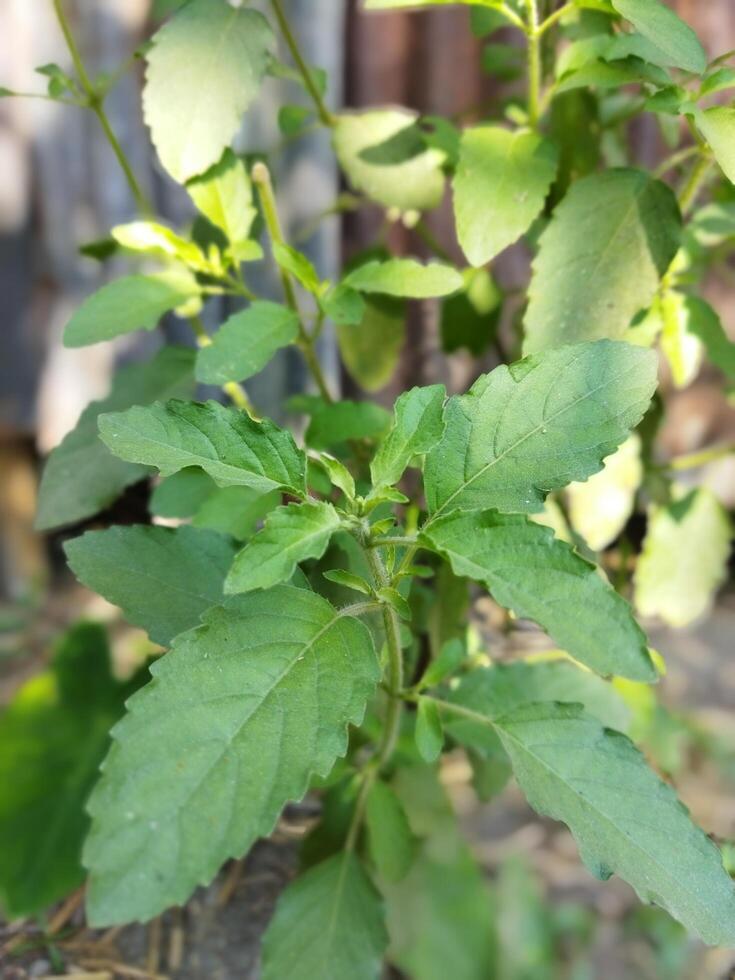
<box><xmin>99</xmin><ymin>399</ymin><xmax>307</xmax><ymax>497</ymax></box>
<box><xmin>524</xmin><ymin>170</ymin><xmax>681</xmax><ymax>352</ymax></box>
<box><xmin>686</xmin><ymin>296</ymin><xmax>735</xmax><ymax>380</ymax></box>
<box><xmin>0</xmin><ymin>624</ymin><xmax>143</xmax><ymax>918</ymax></box>
<box><xmin>111</xmin><ymin>222</ymin><xmax>207</xmax><ymax>269</ymax></box>
<box><xmin>143</xmin><ymin>0</ymin><xmax>275</xmax><ymax>181</ymax></box>
<box><xmin>371</xmin><ymin>384</ymin><xmax>446</xmax><ymax>490</ymax></box>
<box><xmin>65</xmin><ymin>525</ymin><xmax>237</xmax><ymax>646</ymax></box>
<box><xmin>366</xmin><ymin>781</ymin><xmax>416</xmax><ymax>882</ymax></box>
<box><xmin>423</xmin><ymin>340</ymin><xmax>657</xmax><ymax>517</ymax></box>
<box><xmin>225</xmin><ymin>501</ymin><xmax>342</xmax><ymax>594</ymax></box>
<box><xmin>453</xmin><ymin>126</ymin><xmax>558</xmax><ymax>266</ymax></box>
<box><xmin>418</xmin><ymin>637</ymin><xmax>466</xmax><ymax>690</ymax></box>
<box><xmin>313</xmin><ymin>451</ymin><xmax>357</xmax><ymax>499</ymax></box>
<box><xmin>344</xmin><ymin>258</ymin><xmax>462</xmax><ymax>299</ymax></box>
<box><xmin>273</xmin><ymin>242</ymin><xmax>323</xmax><ymax>295</ymax></box>
<box><xmin>334</xmin><ymin>109</ymin><xmax>445</xmax><ymax>212</ymax></box>
<box><xmin>635</xmin><ymin>488</ymin><xmax>731</xmax><ymax>628</ymax></box>
<box><xmin>378</xmin><ymin>587</ymin><xmax>412</xmax><ymax>621</ymax></box>
<box><xmin>323</xmin><ymin>569</ymin><xmax>372</xmax><ymax>595</ymax></box>
<box><xmin>321</xmin><ymin>284</ymin><xmax>367</xmax><ymax>326</ymax></box>
<box><xmin>195</xmin><ymin>302</ymin><xmax>299</xmax><ymax>385</ymax></box>
<box><xmin>660</xmin><ymin>290</ymin><xmax>704</xmax><ymax>389</ymax></box>
<box><xmin>423</xmin><ymin>511</ymin><xmax>655</xmax><ymax>681</ymax></box>
<box><xmin>187</xmin><ymin>148</ymin><xmax>257</xmax><ymax>244</ymax></box>
<box><xmin>696</xmin><ymin>107</ymin><xmax>735</xmax><ymax>185</ymax></box>
<box><xmin>261</xmin><ymin>853</ymin><xmax>388</xmax><ymax>980</ymax></box>
<box><xmin>63</xmin><ymin>272</ymin><xmax>198</xmax><ymax>348</ymax></box>
<box><xmin>36</xmin><ymin>347</ymin><xmax>195</xmax><ymax>530</ymax></box>
<box><xmin>84</xmin><ymin>587</ymin><xmax>379</xmax><ymax>925</ymax></box>
<box><xmin>415</xmin><ymin>698</ymin><xmax>444</xmax><ymax>762</ymax></box>
<box><xmin>492</xmin><ymin>702</ymin><xmax>735</xmax><ymax>946</ymax></box>
<box><xmin>611</xmin><ymin>0</ymin><xmax>706</xmax><ymax>74</ymax></box>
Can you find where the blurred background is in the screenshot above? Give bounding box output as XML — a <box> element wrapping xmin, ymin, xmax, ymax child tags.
<box><xmin>2</xmin><ymin>2</ymin><xmax>735</xmax><ymax>978</ymax></box>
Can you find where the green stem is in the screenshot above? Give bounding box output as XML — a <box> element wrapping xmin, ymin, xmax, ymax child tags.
<box><xmin>537</xmin><ymin>1</ymin><xmax>575</xmax><ymax>36</ymax></box>
<box><xmin>251</xmin><ymin>162</ymin><xmax>334</xmax><ymax>403</ymax></box>
<box><xmin>669</xmin><ymin>443</ymin><xmax>735</xmax><ymax>471</ymax></box>
<box><xmin>414</xmin><ymin>220</ymin><xmax>453</xmax><ymax>263</ymax></box>
<box><xmin>497</xmin><ymin>3</ymin><xmax>527</xmax><ymax>31</ymax></box>
<box><xmin>269</xmin><ymin>0</ymin><xmax>336</xmax><ymax>128</ymax></box>
<box><xmin>525</xmin><ymin>0</ymin><xmax>542</xmax><ymax>128</ymax></box>
<box><xmin>52</xmin><ymin>0</ymin><xmax>152</xmax><ymax>215</ymax></box>
<box><xmin>345</xmin><ymin>543</ymin><xmax>405</xmax><ymax>853</ymax></box>
<box><xmin>654</xmin><ymin>144</ymin><xmax>700</xmax><ymax>180</ymax></box>
<box><xmin>189</xmin><ymin>316</ymin><xmax>257</xmax><ymax>416</ymax></box>
<box><xmin>369</xmin><ymin>535</ymin><xmax>418</xmax><ymax>549</ymax></box>
<box><xmin>677</xmin><ymin>153</ymin><xmax>714</xmax><ymax>216</ymax></box>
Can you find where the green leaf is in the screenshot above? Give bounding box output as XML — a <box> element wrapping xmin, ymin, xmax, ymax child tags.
<box><xmin>225</xmin><ymin>501</ymin><xmax>342</xmax><ymax>594</ymax></box>
<box><xmin>111</xmin><ymin>222</ymin><xmax>208</xmax><ymax>270</ymax></box>
<box><xmin>63</xmin><ymin>272</ymin><xmax>198</xmax><ymax>348</ymax></box>
<box><xmin>304</xmin><ymin>400</ymin><xmax>392</xmax><ymax>450</ymax></box>
<box><xmin>686</xmin><ymin>296</ymin><xmax>735</xmax><ymax>381</ymax></box>
<box><xmin>143</xmin><ymin>0</ymin><xmax>275</xmax><ymax>181</ymax></box>
<box><xmin>150</xmin><ymin>467</ymin><xmax>216</xmax><ymax>517</ymax></box>
<box><xmin>65</xmin><ymin>525</ymin><xmax>237</xmax><ymax>647</ymax></box>
<box><xmin>99</xmin><ymin>399</ymin><xmax>307</xmax><ymax>497</ymax></box>
<box><xmin>261</xmin><ymin>853</ymin><xmax>388</xmax><ymax>980</ymax></box>
<box><xmin>415</xmin><ymin>698</ymin><xmax>444</xmax><ymax>762</ymax></box>
<box><xmin>659</xmin><ymin>290</ymin><xmax>704</xmax><ymax>389</ymax></box>
<box><xmin>321</xmin><ymin>285</ymin><xmax>367</xmax><ymax>327</ymax></box>
<box><xmin>418</xmin><ymin>638</ymin><xmax>466</xmax><ymax>690</ymax></box>
<box><xmin>440</xmin><ymin>268</ymin><xmax>502</xmax><ymax>356</ymax></box>
<box><xmin>555</xmin><ymin>56</ymin><xmax>669</xmax><ymax>94</ymax></box>
<box><xmin>323</xmin><ymin>569</ymin><xmax>372</xmax><ymax>595</ymax></box>
<box><xmin>423</xmin><ymin>511</ymin><xmax>655</xmax><ymax>681</ymax></box>
<box><xmin>491</xmin><ymin>702</ymin><xmax>735</xmax><ymax>946</ymax></box>
<box><xmin>0</xmin><ymin>624</ymin><xmax>142</xmax><ymax>918</ymax></box>
<box><xmin>635</xmin><ymin>488</ymin><xmax>731</xmax><ymax>628</ymax></box>
<box><xmin>370</xmin><ymin>385</ymin><xmax>446</xmax><ymax>490</ymax></box>
<box><xmin>337</xmin><ymin>295</ymin><xmax>405</xmax><ymax>392</ymax></box>
<box><xmin>524</xmin><ymin>170</ymin><xmax>681</xmax><ymax>352</ymax></box>
<box><xmin>84</xmin><ymin>586</ymin><xmax>379</xmax><ymax>925</ymax></box>
<box><xmin>566</xmin><ymin>434</ymin><xmax>643</xmax><ymax>551</ymax></box>
<box><xmin>36</xmin><ymin>347</ymin><xmax>195</xmax><ymax>530</ymax></box>
<box><xmin>193</xmin><ymin>486</ymin><xmax>281</xmax><ymax>540</ymax></box>
<box><xmin>366</xmin><ymin>781</ymin><xmax>416</xmax><ymax>883</ymax></box>
<box><xmin>696</xmin><ymin>107</ymin><xmax>735</xmax><ymax>185</ymax></box>
<box><xmin>334</xmin><ymin>109</ymin><xmax>445</xmax><ymax>212</ymax></box>
<box><xmin>344</xmin><ymin>258</ymin><xmax>462</xmax><ymax>299</ymax></box>
<box><xmin>273</xmin><ymin>243</ymin><xmax>323</xmax><ymax>295</ymax></box>
<box><xmin>423</xmin><ymin>340</ymin><xmax>657</xmax><ymax>517</ymax></box>
<box><xmin>449</xmin><ymin>661</ymin><xmax>633</xmax><ymax>735</ymax></box>
<box><xmin>195</xmin><ymin>302</ymin><xmax>299</xmax><ymax>385</ymax></box>
<box><xmin>453</xmin><ymin>126</ymin><xmax>558</xmax><ymax>266</ymax></box>
<box><xmin>611</xmin><ymin>0</ymin><xmax>706</xmax><ymax>74</ymax></box>
<box><xmin>186</xmin><ymin>148</ymin><xmax>257</xmax><ymax>245</ymax></box>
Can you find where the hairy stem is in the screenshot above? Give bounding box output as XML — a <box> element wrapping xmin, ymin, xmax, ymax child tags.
<box><xmin>678</xmin><ymin>153</ymin><xmax>714</xmax><ymax>216</ymax></box>
<box><xmin>525</xmin><ymin>0</ymin><xmax>542</xmax><ymax>128</ymax></box>
<box><xmin>345</xmin><ymin>542</ymin><xmax>405</xmax><ymax>853</ymax></box>
<box><xmin>269</xmin><ymin>0</ymin><xmax>336</xmax><ymax>128</ymax></box>
<box><xmin>52</xmin><ymin>0</ymin><xmax>152</xmax><ymax>215</ymax></box>
<box><xmin>251</xmin><ymin>162</ymin><xmax>335</xmax><ymax>403</ymax></box>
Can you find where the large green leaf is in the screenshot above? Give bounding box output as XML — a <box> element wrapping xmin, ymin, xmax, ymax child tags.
<box><xmin>261</xmin><ymin>853</ymin><xmax>388</xmax><ymax>980</ymax></box>
<box><xmin>423</xmin><ymin>511</ymin><xmax>655</xmax><ymax>680</ymax></box>
<box><xmin>334</xmin><ymin>109</ymin><xmax>445</xmax><ymax>212</ymax></box>
<box><xmin>635</xmin><ymin>488</ymin><xmax>731</xmax><ymax>627</ymax></box>
<box><xmin>524</xmin><ymin>170</ymin><xmax>680</xmax><ymax>352</ymax></box>
<box><xmin>65</xmin><ymin>525</ymin><xmax>237</xmax><ymax>646</ymax></box>
<box><xmin>371</xmin><ymin>385</ymin><xmax>446</xmax><ymax>490</ymax></box>
<box><xmin>344</xmin><ymin>258</ymin><xmax>463</xmax><ymax>299</ymax></box>
<box><xmin>696</xmin><ymin>107</ymin><xmax>735</xmax><ymax>185</ymax></box>
<box><xmin>225</xmin><ymin>501</ymin><xmax>342</xmax><ymax>594</ymax></box>
<box><xmin>186</xmin><ymin>148</ymin><xmax>257</xmax><ymax>245</ymax></box>
<box><xmin>611</xmin><ymin>0</ymin><xmax>706</xmax><ymax>74</ymax></box>
<box><xmin>491</xmin><ymin>702</ymin><xmax>735</xmax><ymax>946</ymax></box>
<box><xmin>0</xmin><ymin>624</ymin><xmax>143</xmax><ymax>918</ymax></box>
<box><xmin>84</xmin><ymin>586</ymin><xmax>379</xmax><ymax>925</ymax></box>
<box><xmin>143</xmin><ymin>0</ymin><xmax>275</xmax><ymax>181</ymax></box>
<box><xmin>423</xmin><ymin>340</ymin><xmax>657</xmax><ymax>518</ymax></box>
<box><xmin>99</xmin><ymin>399</ymin><xmax>306</xmax><ymax>496</ymax></box>
<box><xmin>366</xmin><ymin>781</ymin><xmax>416</xmax><ymax>883</ymax></box>
<box><xmin>36</xmin><ymin>346</ymin><xmax>195</xmax><ymax>530</ymax></box>
<box><xmin>453</xmin><ymin>126</ymin><xmax>558</xmax><ymax>266</ymax></box>
<box><xmin>195</xmin><ymin>302</ymin><xmax>299</xmax><ymax>385</ymax></box>
<box><xmin>63</xmin><ymin>272</ymin><xmax>198</xmax><ymax>348</ymax></box>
